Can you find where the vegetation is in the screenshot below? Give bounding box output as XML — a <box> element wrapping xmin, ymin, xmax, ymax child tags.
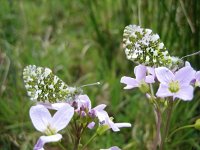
<box><xmin>0</xmin><ymin>0</ymin><xmax>200</xmax><ymax>149</ymax></box>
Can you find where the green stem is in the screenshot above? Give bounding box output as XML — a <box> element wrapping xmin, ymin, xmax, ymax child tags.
<box><xmin>152</xmin><ymin>106</ymin><xmax>162</xmax><ymax>150</ymax></box>
<box><xmin>81</xmin><ymin>133</ymin><xmax>98</xmax><ymax>150</ymax></box>
<box><xmin>58</xmin><ymin>142</ymin><xmax>67</xmax><ymax>150</ymax></box>
<box><xmin>160</xmin><ymin>100</ymin><xmax>173</xmax><ymax>150</ymax></box>
<box><xmin>167</xmin><ymin>124</ymin><xmax>195</xmax><ymax>139</ymax></box>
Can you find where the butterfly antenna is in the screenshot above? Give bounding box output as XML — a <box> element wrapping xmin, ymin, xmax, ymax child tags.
<box><xmin>80</xmin><ymin>82</ymin><xmax>101</xmax><ymax>88</ymax></box>
<box><xmin>181</xmin><ymin>50</ymin><xmax>200</xmax><ymax>60</ymax></box>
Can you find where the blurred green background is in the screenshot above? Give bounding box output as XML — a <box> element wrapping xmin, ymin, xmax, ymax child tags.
<box><xmin>0</xmin><ymin>0</ymin><xmax>200</xmax><ymax>149</ymax></box>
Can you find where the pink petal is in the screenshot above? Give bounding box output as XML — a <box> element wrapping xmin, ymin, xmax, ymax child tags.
<box><xmin>96</xmin><ymin>110</ymin><xmax>109</xmax><ymax>123</ymax></box>
<box><xmin>100</xmin><ymin>146</ymin><xmax>121</xmax><ymax>150</ymax></box>
<box><xmin>87</xmin><ymin>122</ymin><xmax>95</xmax><ymax>129</ymax></box>
<box><xmin>110</xmin><ymin>146</ymin><xmax>121</xmax><ymax>150</ymax></box>
<box><xmin>134</xmin><ymin>65</ymin><xmax>147</xmax><ymax>81</ymax></box>
<box><xmin>38</xmin><ymin>102</ymin><xmax>68</xmax><ymax>110</ymax></box>
<box><xmin>195</xmin><ymin>71</ymin><xmax>200</xmax><ymax>81</ymax></box>
<box><xmin>93</xmin><ymin>104</ymin><xmax>106</xmax><ymax>112</ymax></box>
<box><xmin>120</xmin><ymin>76</ymin><xmax>138</xmax><ymax>89</ymax></box>
<box><xmin>76</xmin><ymin>94</ymin><xmax>91</xmax><ymax>110</ymax></box>
<box><xmin>155</xmin><ymin>67</ymin><xmax>174</xmax><ymax>84</ymax></box>
<box><xmin>175</xmin><ymin>66</ymin><xmax>195</xmax><ymax>85</ymax></box>
<box><xmin>156</xmin><ymin>84</ymin><xmax>173</xmax><ymax>98</ymax></box>
<box><xmin>51</xmin><ymin>104</ymin><xmax>74</xmax><ymax>132</ymax></box>
<box><xmin>29</xmin><ymin>105</ymin><xmax>51</xmax><ymax>132</ymax></box>
<box><xmin>147</xmin><ymin>67</ymin><xmax>155</xmax><ymax>77</ymax></box>
<box><xmin>34</xmin><ymin>134</ymin><xmax>62</xmax><ymax>150</ymax></box>
<box><xmin>106</xmin><ymin>118</ymin><xmax>120</xmax><ymax>132</ymax></box>
<box><xmin>175</xmin><ymin>85</ymin><xmax>194</xmax><ymax>101</ymax></box>
<box><xmin>145</xmin><ymin>75</ymin><xmax>155</xmax><ymax>83</ymax></box>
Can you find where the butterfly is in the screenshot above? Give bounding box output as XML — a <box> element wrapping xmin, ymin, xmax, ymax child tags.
<box><xmin>123</xmin><ymin>25</ymin><xmax>183</xmax><ymax>68</ymax></box>
<box><xmin>23</xmin><ymin>65</ymin><xmax>82</xmax><ymax>103</ymax></box>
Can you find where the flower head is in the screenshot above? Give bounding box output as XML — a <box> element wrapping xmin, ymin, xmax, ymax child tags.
<box><xmin>121</xmin><ymin>65</ymin><xmax>154</xmax><ymax>92</ymax></box>
<box><xmin>155</xmin><ymin>66</ymin><xmax>195</xmax><ymax>100</ymax></box>
<box><xmin>92</xmin><ymin>105</ymin><xmax>131</xmax><ymax>132</ymax></box>
<box><xmin>100</xmin><ymin>146</ymin><xmax>121</xmax><ymax>150</ymax></box>
<box><xmin>30</xmin><ymin>104</ymin><xmax>74</xmax><ymax>150</ymax></box>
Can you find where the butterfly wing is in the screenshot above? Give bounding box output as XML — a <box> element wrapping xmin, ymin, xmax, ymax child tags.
<box><xmin>23</xmin><ymin>65</ymin><xmax>80</xmax><ymax>103</ymax></box>
<box><xmin>123</xmin><ymin>25</ymin><xmax>172</xmax><ymax>67</ymax></box>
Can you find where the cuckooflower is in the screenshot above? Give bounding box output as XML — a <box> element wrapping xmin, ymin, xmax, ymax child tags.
<box><xmin>100</xmin><ymin>146</ymin><xmax>121</xmax><ymax>150</ymax></box>
<box><xmin>92</xmin><ymin>104</ymin><xmax>131</xmax><ymax>132</ymax></box>
<box><xmin>30</xmin><ymin>104</ymin><xmax>74</xmax><ymax>150</ymax></box>
<box><xmin>155</xmin><ymin>66</ymin><xmax>195</xmax><ymax>100</ymax></box>
<box><xmin>121</xmin><ymin>65</ymin><xmax>155</xmax><ymax>92</ymax></box>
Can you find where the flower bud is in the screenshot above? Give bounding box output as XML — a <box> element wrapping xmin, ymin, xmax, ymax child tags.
<box><xmin>194</xmin><ymin>119</ymin><xmax>200</xmax><ymax>130</ymax></box>
<box><xmin>139</xmin><ymin>81</ymin><xmax>149</xmax><ymax>93</ymax></box>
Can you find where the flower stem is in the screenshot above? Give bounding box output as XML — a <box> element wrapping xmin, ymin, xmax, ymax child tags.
<box><xmin>160</xmin><ymin>100</ymin><xmax>173</xmax><ymax>150</ymax></box>
<box><xmin>152</xmin><ymin>106</ymin><xmax>162</xmax><ymax>150</ymax></box>
<box><xmin>81</xmin><ymin>133</ymin><xmax>98</xmax><ymax>150</ymax></box>
<box><xmin>167</xmin><ymin>124</ymin><xmax>195</xmax><ymax>139</ymax></box>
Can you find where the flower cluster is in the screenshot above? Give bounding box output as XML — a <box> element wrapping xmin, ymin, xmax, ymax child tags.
<box><xmin>121</xmin><ymin>63</ymin><xmax>197</xmax><ymax>101</ymax></box>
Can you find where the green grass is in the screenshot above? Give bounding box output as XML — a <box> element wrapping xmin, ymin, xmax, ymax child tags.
<box><xmin>0</xmin><ymin>0</ymin><xmax>200</xmax><ymax>149</ymax></box>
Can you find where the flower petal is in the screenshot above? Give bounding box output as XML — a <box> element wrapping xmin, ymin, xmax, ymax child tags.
<box><xmin>155</xmin><ymin>67</ymin><xmax>174</xmax><ymax>84</ymax></box>
<box><xmin>195</xmin><ymin>71</ymin><xmax>200</xmax><ymax>82</ymax></box>
<box><xmin>174</xmin><ymin>85</ymin><xmax>194</xmax><ymax>101</ymax></box>
<box><xmin>134</xmin><ymin>65</ymin><xmax>147</xmax><ymax>81</ymax></box>
<box><xmin>156</xmin><ymin>84</ymin><xmax>173</xmax><ymax>98</ymax></box>
<box><xmin>93</xmin><ymin>104</ymin><xmax>106</xmax><ymax>112</ymax></box>
<box><xmin>34</xmin><ymin>134</ymin><xmax>62</xmax><ymax>150</ymax></box>
<box><xmin>29</xmin><ymin>105</ymin><xmax>51</xmax><ymax>132</ymax></box>
<box><xmin>115</xmin><ymin>123</ymin><xmax>132</xmax><ymax>128</ymax></box>
<box><xmin>87</xmin><ymin>122</ymin><xmax>95</xmax><ymax>129</ymax></box>
<box><xmin>120</xmin><ymin>76</ymin><xmax>138</xmax><ymax>89</ymax></box>
<box><xmin>51</xmin><ymin>104</ymin><xmax>74</xmax><ymax>132</ymax></box>
<box><xmin>110</xmin><ymin>146</ymin><xmax>121</xmax><ymax>150</ymax></box>
<box><xmin>76</xmin><ymin>94</ymin><xmax>91</xmax><ymax>110</ymax></box>
<box><xmin>100</xmin><ymin>146</ymin><xmax>121</xmax><ymax>150</ymax></box>
<box><xmin>38</xmin><ymin>102</ymin><xmax>68</xmax><ymax>110</ymax></box>
<box><xmin>145</xmin><ymin>75</ymin><xmax>155</xmax><ymax>83</ymax></box>
<box><xmin>106</xmin><ymin>118</ymin><xmax>120</xmax><ymax>132</ymax></box>
<box><xmin>175</xmin><ymin>66</ymin><xmax>195</xmax><ymax>85</ymax></box>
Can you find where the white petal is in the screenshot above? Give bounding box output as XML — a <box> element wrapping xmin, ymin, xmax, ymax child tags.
<box><xmin>175</xmin><ymin>85</ymin><xmax>194</xmax><ymax>101</ymax></box>
<box><xmin>96</xmin><ymin>110</ymin><xmax>109</xmax><ymax>122</ymax></box>
<box><xmin>34</xmin><ymin>134</ymin><xmax>62</xmax><ymax>150</ymax></box>
<box><xmin>115</xmin><ymin>123</ymin><xmax>132</xmax><ymax>128</ymax></box>
<box><xmin>29</xmin><ymin>105</ymin><xmax>51</xmax><ymax>132</ymax></box>
<box><xmin>51</xmin><ymin>104</ymin><xmax>74</xmax><ymax>132</ymax></box>
<box><xmin>156</xmin><ymin>84</ymin><xmax>173</xmax><ymax>98</ymax></box>
<box><xmin>155</xmin><ymin>67</ymin><xmax>174</xmax><ymax>84</ymax></box>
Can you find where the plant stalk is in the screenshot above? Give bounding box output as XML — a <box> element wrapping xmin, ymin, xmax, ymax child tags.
<box><xmin>160</xmin><ymin>100</ymin><xmax>173</xmax><ymax>150</ymax></box>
